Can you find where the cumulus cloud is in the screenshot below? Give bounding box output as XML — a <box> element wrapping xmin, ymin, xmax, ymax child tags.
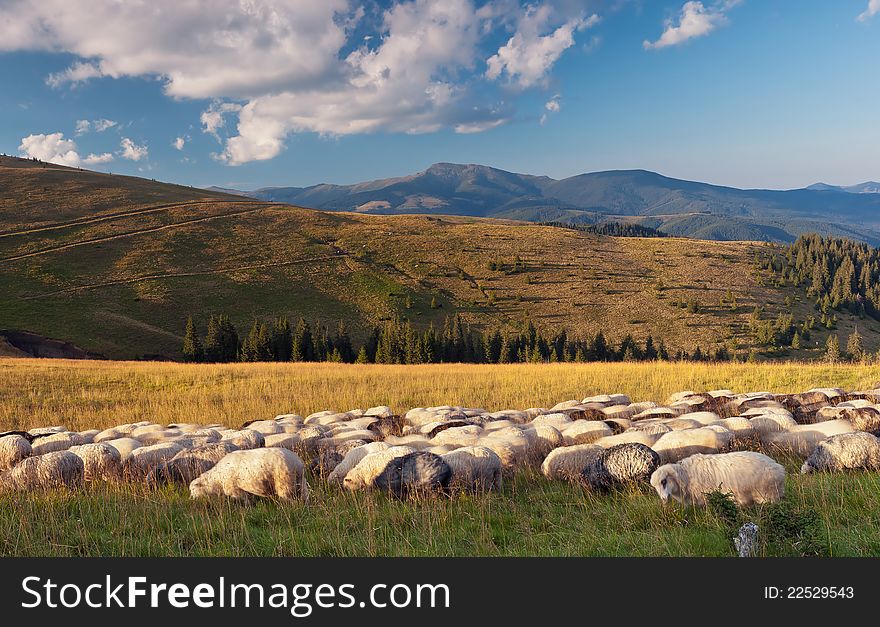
<box><xmin>2</xmin><ymin>0</ymin><xmax>593</xmax><ymax>164</ymax></box>
<box><xmin>859</xmin><ymin>0</ymin><xmax>879</xmax><ymax>22</ymax></box>
<box><xmin>486</xmin><ymin>7</ymin><xmax>599</xmax><ymax>88</ymax></box>
<box><xmin>18</xmin><ymin>132</ymin><xmax>114</xmax><ymax>167</ymax></box>
<box><xmin>93</xmin><ymin>119</ymin><xmax>117</xmax><ymax>132</ymax></box>
<box><xmin>173</xmin><ymin>136</ymin><xmax>186</xmax><ymax>150</ymax></box>
<box><xmin>643</xmin><ymin>1</ymin><xmax>741</xmax><ymax>50</ymax></box>
<box><xmin>75</xmin><ymin>120</ymin><xmax>91</xmax><ymax>136</ymax></box>
<box><xmin>119</xmin><ymin>138</ymin><xmax>148</xmax><ymax>161</ymax></box>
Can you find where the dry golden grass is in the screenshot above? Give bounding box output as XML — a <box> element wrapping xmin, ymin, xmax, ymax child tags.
<box><xmin>2</xmin><ymin>358</ymin><xmax>878</xmax><ymax>432</ymax></box>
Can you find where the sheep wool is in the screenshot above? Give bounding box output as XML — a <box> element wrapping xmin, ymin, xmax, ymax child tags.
<box><xmin>650</xmin><ymin>451</ymin><xmax>785</xmax><ymax>507</ymax></box>
<box><xmin>541</xmin><ymin>444</ymin><xmax>604</xmax><ymax>481</ymax></box>
<box><xmin>800</xmin><ymin>432</ymin><xmax>880</xmax><ymax>474</ymax></box>
<box><xmin>373</xmin><ymin>451</ymin><xmax>452</xmax><ymax>497</ymax></box>
<box><xmin>150</xmin><ymin>442</ymin><xmax>240</xmax><ymax>485</ymax></box>
<box><xmin>342</xmin><ymin>446</ymin><xmax>417</xmax><ymax>491</ymax></box>
<box><xmin>326</xmin><ymin>442</ymin><xmax>391</xmax><ymax>484</ymax></box>
<box><xmin>0</xmin><ymin>435</ymin><xmax>31</xmax><ymax>472</ymax></box>
<box><xmin>30</xmin><ymin>431</ymin><xmax>87</xmax><ymax>456</ymax></box>
<box><xmin>220</xmin><ymin>429</ymin><xmax>265</xmax><ymax>450</ymax></box>
<box><xmin>0</xmin><ymin>451</ymin><xmax>84</xmax><ymax>492</ymax></box>
<box><xmin>68</xmin><ymin>443</ymin><xmax>123</xmax><ymax>482</ymax></box>
<box><xmin>584</xmin><ymin>443</ymin><xmax>660</xmax><ymax>491</ymax></box>
<box><xmin>189</xmin><ymin>448</ymin><xmax>309</xmax><ymax>502</ymax></box>
<box><xmin>651</xmin><ymin>427</ymin><xmax>734</xmax><ymax>464</ymax></box>
<box><xmin>442</xmin><ymin>446</ymin><xmax>503</xmax><ymax>492</ymax></box>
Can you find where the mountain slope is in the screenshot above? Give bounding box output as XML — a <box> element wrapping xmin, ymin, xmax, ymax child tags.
<box><xmin>5</xmin><ymin>156</ymin><xmax>863</xmax><ymax>360</ymax></box>
<box><xmin>240</xmin><ymin>163</ymin><xmax>880</xmax><ymax>244</ymax></box>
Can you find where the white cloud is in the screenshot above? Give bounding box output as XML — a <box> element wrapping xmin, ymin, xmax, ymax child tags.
<box><xmin>173</xmin><ymin>136</ymin><xmax>186</xmax><ymax>150</ymax></box>
<box><xmin>200</xmin><ymin>101</ymin><xmax>243</xmax><ymax>140</ymax></box>
<box><xmin>119</xmin><ymin>137</ymin><xmax>148</xmax><ymax>161</ymax></box>
<box><xmin>45</xmin><ymin>61</ymin><xmax>103</xmax><ymax>88</ymax></box>
<box><xmin>545</xmin><ymin>95</ymin><xmax>561</xmax><ymax>112</ymax></box>
<box><xmin>859</xmin><ymin>0</ymin><xmax>880</xmax><ymax>22</ymax></box>
<box><xmin>486</xmin><ymin>7</ymin><xmax>599</xmax><ymax>88</ymax></box>
<box><xmin>75</xmin><ymin>118</ymin><xmax>117</xmax><ymax>135</ymax></box>
<box><xmin>2</xmin><ymin>0</ymin><xmax>590</xmax><ymax>164</ymax></box>
<box><xmin>18</xmin><ymin>132</ymin><xmax>114</xmax><ymax>167</ymax></box>
<box><xmin>644</xmin><ymin>1</ymin><xmax>741</xmax><ymax>50</ymax></box>
<box><xmin>93</xmin><ymin>119</ymin><xmax>117</xmax><ymax>132</ymax></box>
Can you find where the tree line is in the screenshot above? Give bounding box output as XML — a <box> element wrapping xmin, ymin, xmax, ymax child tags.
<box><xmin>181</xmin><ymin>314</ymin><xmax>729</xmax><ymax>364</ymax></box>
<box><xmin>540</xmin><ymin>221</ymin><xmax>667</xmax><ymax>238</ymax></box>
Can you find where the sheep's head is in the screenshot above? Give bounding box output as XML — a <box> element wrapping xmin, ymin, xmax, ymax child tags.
<box><xmin>342</xmin><ymin>472</ymin><xmax>364</xmax><ymax>491</ymax></box>
<box><xmin>799</xmin><ymin>461</ymin><xmax>813</xmax><ymax>474</ymax></box>
<box><xmin>650</xmin><ymin>464</ymin><xmax>682</xmax><ymax>504</ymax></box>
<box><xmin>189</xmin><ymin>476</ymin><xmax>209</xmax><ymax>499</ymax></box>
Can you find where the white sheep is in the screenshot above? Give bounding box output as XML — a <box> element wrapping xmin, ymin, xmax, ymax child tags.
<box><xmin>0</xmin><ymin>435</ymin><xmax>32</xmax><ymax>471</ymax></box>
<box><xmin>764</xmin><ymin>419</ymin><xmax>855</xmax><ymax>457</ymax></box>
<box><xmin>149</xmin><ymin>442</ymin><xmax>240</xmax><ymax>485</ymax></box>
<box><xmin>559</xmin><ymin>420</ymin><xmax>612</xmax><ymax>446</ymax></box>
<box><xmin>541</xmin><ymin>444</ymin><xmax>604</xmax><ymax>481</ymax></box>
<box><xmin>189</xmin><ymin>448</ymin><xmax>309</xmax><ymax>502</ymax></box>
<box><xmin>220</xmin><ymin>429</ymin><xmax>265</xmax><ymax>450</ymax></box>
<box><xmin>68</xmin><ymin>443</ymin><xmax>123</xmax><ymax>482</ymax></box>
<box><xmin>124</xmin><ymin>442</ymin><xmax>184</xmax><ymax>478</ymax></box>
<box><xmin>326</xmin><ymin>442</ymin><xmax>392</xmax><ymax>484</ymax></box>
<box><xmin>651</xmin><ymin>426</ymin><xmax>734</xmax><ymax>464</ymax></box>
<box><xmin>650</xmin><ymin>451</ymin><xmax>785</xmax><ymax>507</ymax></box>
<box><xmin>342</xmin><ymin>446</ymin><xmax>416</xmax><ymax>491</ymax></box>
<box><xmin>0</xmin><ymin>450</ymin><xmax>84</xmax><ymax>492</ymax></box>
<box><xmin>800</xmin><ymin>432</ymin><xmax>880</xmax><ymax>474</ymax></box>
<box><xmin>594</xmin><ymin>430</ymin><xmax>659</xmax><ymax>449</ymax></box>
<box><xmin>442</xmin><ymin>446</ymin><xmax>503</xmax><ymax>491</ymax></box>
<box><xmin>584</xmin><ymin>443</ymin><xmax>661</xmax><ymax>491</ymax></box>
<box><xmin>31</xmin><ymin>431</ymin><xmax>86</xmax><ymax>455</ymax></box>
<box><xmin>101</xmin><ymin>437</ymin><xmax>143</xmax><ymax>461</ymax></box>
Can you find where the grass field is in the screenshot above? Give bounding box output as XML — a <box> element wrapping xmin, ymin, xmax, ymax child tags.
<box><xmin>2</xmin><ymin>358</ymin><xmax>880</xmax><ymax>557</ymax></box>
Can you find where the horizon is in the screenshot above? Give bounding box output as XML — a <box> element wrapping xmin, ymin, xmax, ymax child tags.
<box><xmin>2</xmin><ymin>1</ymin><xmax>879</xmax><ymax>191</ymax></box>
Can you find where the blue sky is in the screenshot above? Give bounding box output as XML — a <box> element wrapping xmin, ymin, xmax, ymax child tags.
<box><xmin>1</xmin><ymin>0</ymin><xmax>878</xmax><ymax>190</ymax></box>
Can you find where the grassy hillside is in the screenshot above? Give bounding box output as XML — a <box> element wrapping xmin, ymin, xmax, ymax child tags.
<box><xmin>2</xmin><ymin>156</ymin><xmax>877</xmax><ymax>360</ymax></box>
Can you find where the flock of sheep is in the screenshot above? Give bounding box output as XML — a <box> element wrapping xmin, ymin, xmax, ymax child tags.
<box><xmin>3</xmin><ymin>387</ymin><xmax>880</xmax><ymax>509</ymax></box>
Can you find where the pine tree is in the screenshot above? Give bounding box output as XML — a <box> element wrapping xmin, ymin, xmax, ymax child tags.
<box><xmin>825</xmin><ymin>333</ymin><xmax>841</xmax><ymax>363</ymax></box>
<box><xmin>333</xmin><ymin>320</ymin><xmax>354</xmax><ymax>363</ymax></box>
<box><xmin>203</xmin><ymin>315</ymin><xmax>222</xmax><ymax>362</ymax></box>
<box><xmin>218</xmin><ymin>315</ymin><xmax>240</xmax><ymax>361</ymax></box>
<box><xmin>355</xmin><ymin>346</ymin><xmax>370</xmax><ymax>364</ymax></box>
<box><xmin>644</xmin><ymin>335</ymin><xmax>658</xmax><ymax>360</ymax></box>
<box><xmin>271</xmin><ymin>317</ymin><xmax>292</xmax><ymax>361</ymax></box>
<box><xmin>846</xmin><ymin>327</ymin><xmax>864</xmax><ymax>361</ymax></box>
<box><xmin>181</xmin><ymin>316</ymin><xmax>203</xmax><ymax>362</ymax></box>
<box><xmin>791</xmin><ymin>332</ymin><xmax>801</xmax><ymax>349</ymax></box>
<box><xmin>291</xmin><ymin>318</ymin><xmax>314</xmax><ymax>362</ymax></box>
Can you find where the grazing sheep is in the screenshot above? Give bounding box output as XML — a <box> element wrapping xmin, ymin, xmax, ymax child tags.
<box><xmin>31</xmin><ymin>431</ymin><xmax>86</xmax><ymax>455</ymax></box>
<box><xmin>68</xmin><ymin>443</ymin><xmax>123</xmax><ymax>482</ymax></box>
<box><xmin>541</xmin><ymin>444</ymin><xmax>605</xmax><ymax>481</ymax></box>
<box><xmin>326</xmin><ymin>442</ymin><xmax>392</xmax><ymax>485</ymax></box>
<box><xmin>836</xmin><ymin>406</ymin><xmax>880</xmax><ymax>436</ymax></box>
<box><xmin>0</xmin><ymin>451</ymin><xmax>84</xmax><ymax>492</ymax></box>
<box><xmin>372</xmin><ymin>451</ymin><xmax>452</xmax><ymax>497</ymax></box>
<box><xmin>0</xmin><ymin>435</ymin><xmax>31</xmax><ymax>471</ymax></box>
<box><xmin>652</xmin><ymin>427</ymin><xmax>734</xmax><ymax>464</ymax></box>
<box><xmin>594</xmin><ymin>430</ymin><xmax>659</xmax><ymax>449</ymax></box>
<box><xmin>710</xmin><ymin>417</ymin><xmax>756</xmax><ymax>441</ymax></box>
<box><xmin>124</xmin><ymin>442</ymin><xmax>184</xmax><ymax>478</ymax></box>
<box><xmin>367</xmin><ymin>415</ymin><xmax>404</xmax><ymax>438</ymax></box>
<box><xmin>189</xmin><ymin>448</ymin><xmax>309</xmax><ymax>502</ymax></box>
<box><xmin>800</xmin><ymin>432</ymin><xmax>880</xmax><ymax>474</ymax></box>
<box><xmin>583</xmin><ymin>443</ymin><xmax>660</xmax><ymax>491</ymax></box>
<box><xmin>521</xmin><ymin>424</ymin><xmax>564</xmax><ymax>460</ymax></box>
<box><xmin>626</xmin><ymin>421</ymin><xmax>672</xmax><ymax>436</ymax></box>
<box><xmin>442</xmin><ymin>446</ymin><xmax>503</xmax><ymax>492</ymax></box>
<box><xmin>749</xmin><ymin>413</ymin><xmax>798</xmax><ymax>439</ymax></box>
<box><xmin>650</xmin><ymin>451</ymin><xmax>785</xmax><ymax>507</ymax></box>
<box><xmin>559</xmin><ymin>421</ymin><xmax>612</xmax><ymax>446</ymax></box>
<box><xmin>342</xmin><ymin>446</ymin><xmax>417</xmax><ymax>491</ymax></box>
<box><xmin>430</xmin><ymin>425</ymin><xmax>483</xmax><ymax>448</ymax></box>
<box><xmin>662</xmin><ymin>418</ymin><xmax>703</xmax><ymax>431</ymax></box>
<box><xmin>148</xmin><ymin>442</ymin><xmax>240</xmax><ymax>485</ymax></box>
<box><xmin>220</xmin><ymin>429</ymin><xmax>265</xmax><ymax>450</ymax></box>
<box><xmin>101</xmin><ymin>437</ymin><xmax>143</xmax><ymax>462</ymax></box>
<box><xmin>764</xmin><ymin>420</ymin><xmax>855</xmax><ymax>456</ymax></box>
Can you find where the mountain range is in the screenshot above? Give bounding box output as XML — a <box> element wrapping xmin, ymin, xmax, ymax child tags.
<box><xmin>210</xmin><ymin>164</ymin><xmax>880</xmax><ymax>244</ymax></box>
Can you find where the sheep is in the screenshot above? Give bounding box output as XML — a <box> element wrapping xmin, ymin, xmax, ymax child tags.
<box><xmin>430</xmin><ymin>425</ymin><xmax>483</xmax><ymax>448</ymax></box>
<box><xmin>0</xmin><ymin>451</ymin><xmax>84</xmax><ymax>492</ymax></box>
<box><xmin>651</xmin><ymin>427</ymin><xmax>734</xmax><ymax>464</ymax></box>
<box><xmin>342</xmin><ymin>446</ymin><xmax>417</xmax><ymax>491</ymax></box>
<box><xmin>367</xmin><ymin>415</ymin><xmax>405</xmax><ymax>438</ymax></box>
<box><xmin>148</xmin><ymin>442</ymin><xmax>240</xmax><ymax>485</ymax></box>
<box><xmin>764</xmin><ymin>420</ymin><xmax>855</xmax><ymax>457</ymax></box>
<box><xmin>365</xmin><ymin>406</ymin><xmax>394</xmax><ymax>418</ymax></box>
<box><xmin>559</xmin><ymin>421</ymin><xmax>612</xmax><ymax>446</ymax></box>
<box><xmin>101</xmin><ymin>437</ymin><xmax>143</xmax><ymax>462</ymax></box>
<box><xmin>662</xmin><ymin>418</ymin><xmax>703</xmax><ymax>431</ymax></box>
<box><xmin>594</xmin><ymin>430</ymin><xmax>659</xmax><ymax>449</ymax></box>
<box><xmin>371</xmin><ymin>451</ymin><xmax>452</xmax><ymax>497</ymax></box>
<box><xmin>124</xmin><ymin>442</ymin><xmax>184</xmax><ymax>478</ymax></box>
<box><xmin>749</xmin><ymin>413</ymin><xmax>798</xmax><ymax>439</ymax></box>
<box><xmin>583</xmin><ymin>443</ymin><xmax>660</xmax><ymax>491</ymax></box>
<box><xmin>521</xmin><ymin>424</ymin><xmax>564</xmax><ymax>460</ymax></box>
<box><xmin>0</xmin><ymin>435</ymin><xmax>31</xmax><ymax>471</ymax></box>
<box><xmin>800</xmin><ymin>432</ymin><xmax>880</xmax><ymax>474</ymax></box>
<box><xmin>709</xmin><ymin>417</ymin><xmax>756</xmax><ymax>441</ymax></box>
<box><xmin>31</xmin><ymin>431</ymin><xmax>86</xmax><ymax>455</ymax></box>
<box><xmin>626</xmin><ymin>421</ymin><xmax>672</xmax><ymax>436</ymax></box>
<box><xmin>189</xmin><ymin>448</ymin><xmax>309</xmax><ymax>502</ymax></box>
<box><xmin>326</xmin><ymin>442</ymin><xmax>392</xmax><ymax>484</ymax></box>
<box><xmin>68</xmin><ymin>443</ymin><xmax>123</xmax><ymax>482</ymax></box>
<box><xmin>442</xmin><ymin>446</ymin><xmax>503</xmax><ymax>492</ymax></box>
<box><xmin>244</xmin><ymin>420</ymin><xmax>285</xmax><ymax>435</ymax></box>
<box><xmin>541</xmin><ymin>444</ymin><xmax>604</xmax><ymax>481</ymax></box>
<box><xmin>650</xmin><ymin>451</ymin><xmax>785</xmax><ymax>507</ymax></box>
<box><xmin>220</xmin><ymin>429</ymin><xmax>265</xmax><ymax>450</ymax></box>
<box><xmin>835</xmin><ymin>406</ymin><xmax>880</xmax><ymax>436</ymax></box>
